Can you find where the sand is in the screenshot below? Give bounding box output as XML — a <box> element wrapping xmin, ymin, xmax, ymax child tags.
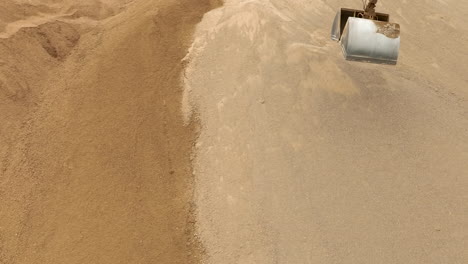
<box><xmin>1</xmin><ymin>0</ymin><xmax>468</xmax><ymax>263</ymax></box>
<box><xmin>0</xmin><ymin>0</ymin><xmax>220</xmax><ymax>263</ymax></box>
<box><xmin>184</xmin><ymin>0</ymin><xmax>468</xmax><ymax>263</ymax></box>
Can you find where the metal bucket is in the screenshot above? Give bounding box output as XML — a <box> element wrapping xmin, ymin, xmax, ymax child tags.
<box><xmin>331</xmin><ymin>9</ymin><xmax>400</xmax><ymax>65</ymax></box>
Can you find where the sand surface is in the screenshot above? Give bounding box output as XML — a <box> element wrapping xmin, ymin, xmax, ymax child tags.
<box><xmin>185</xmin><ymin>0</ymin><xmax>468</xmax><ymax>263</ymax></box>
<box><xmin>1</xmin><ymin>0</ymin><xmax>468</xmax><ymax>263</ymax></box>
<box><xmin>0</xmin><ymin>0</ymin><xmax>220</xmax><ymax>263</ymax></box>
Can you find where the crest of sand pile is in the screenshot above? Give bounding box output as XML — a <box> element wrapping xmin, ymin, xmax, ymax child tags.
<box><xmin>184</xmin><ymin>0</ymin><xmax>468</xmax><ymax>263</ymax></box>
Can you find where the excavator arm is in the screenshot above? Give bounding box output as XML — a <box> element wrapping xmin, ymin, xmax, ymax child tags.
<box><xmin>363</xmin><ymin>0</ymin><xmax>378</xmax><ymax>19</ymax></box>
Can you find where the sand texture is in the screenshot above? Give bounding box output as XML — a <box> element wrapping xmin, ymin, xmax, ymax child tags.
<box><xmin>185</xmin><ymin>0</ymin><xmax>468</xmax><ymax>263</ymax></box>
<box><xmin>1</xmin><ymin>0</ymin><xmax>220</xmax><ymax>263</ymax></box>
<box><xmin>1</xmin><ymin>0</ymin><xmax>468</xmax><ymax>263</ymax></box>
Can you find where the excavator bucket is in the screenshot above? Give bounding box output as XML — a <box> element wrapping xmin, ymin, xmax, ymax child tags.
<box><xmin>331</xmin><ymin>8</ymin><xmax>400</xmax><ymax>65</ymax></box>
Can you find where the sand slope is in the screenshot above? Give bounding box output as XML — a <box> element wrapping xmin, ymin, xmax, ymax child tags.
<box><xmin>2</xmin><ymin>0</ymin><xmax>468</xmax><ymax>263</ymax></box>
<box><xmin>0</xmin><ymin>0</ymin><xmax>220</xmax><ymax>263</ymax></box>
<box><xmin>185</xmin><ymin>0</ymin><xmax>468</xmax><ymax>263</ymax></box>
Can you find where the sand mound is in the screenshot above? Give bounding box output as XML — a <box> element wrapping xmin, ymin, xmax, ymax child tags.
<box><xmin>2</xmin><ymin>0</ymin><xmax>467</xmax><ymax>263</ymax></box>
<box><xmin>0</xmin><ymin>0</ymin><xmax>220</xmax><ymax>264</ymax></box>
<box><xmin>185</xmin><ymin>0</ymin><xmax>468</xmax><ymax>263</ymax></box>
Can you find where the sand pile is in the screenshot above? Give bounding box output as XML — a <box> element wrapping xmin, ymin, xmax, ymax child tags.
<box><xmin>184</xmin><ymin>0</ymin><xmax>468</xmax><ymax>263</ymax></box>
<box><xmin>2</xmin><ymin>0</ymin><xmax>468</xmax><ymax>263</ymax></box>
<box><xmin>0</xmin><ymin>0</ymin><xmax>220</xmax><ymax>263</ymax></box>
